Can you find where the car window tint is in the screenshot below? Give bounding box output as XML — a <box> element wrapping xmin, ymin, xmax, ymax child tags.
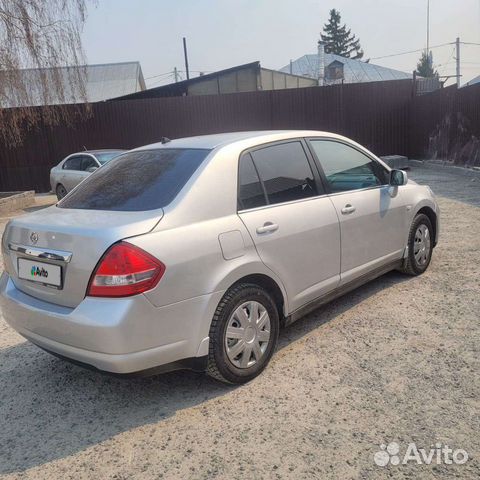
<box><xmin>62</xmin><ymin>156</ymin><xmax>82</xmax><ymax>170</ymax></box>
<box><xmin>81</xmin><ymin>156</ymin><xmax>98</xmax><ymax>171</ymax></box>
<box><xmin>309</xmin><ymin>140</ymin><xmax>389</xmax><ymax>193</ymax></box>
<box><xmin>251</xmin><ymin>142</ymin><xmax>318</xmax><ymax>205</ymax></box>
<box><xmin>58</xmin><ymin>148</ymin><xmax>211</xmax><ymax>211</ymax></box>
<box><xmin>238</xmin><ymin>153</ymin><xmax>267</xmax><ymax>210</ymax></box>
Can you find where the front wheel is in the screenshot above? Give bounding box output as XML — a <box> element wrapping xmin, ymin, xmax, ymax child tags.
<box><xmin>207</xmin><ymin>283</ymin><xmax>279</xmax><ymax>384</ymax></box>
<box><xmin>400</xmin><ymin>213</ymin><xmax>433</xmax><ymax>275</ymax></box>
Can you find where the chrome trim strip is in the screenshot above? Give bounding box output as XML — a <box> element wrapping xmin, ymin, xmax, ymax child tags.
<box><xmin>238</xmin><ymin>192</ymin><xmax>330</xmax><ymax>214</ymax></box>
<box><xmin>237</xmin><ymin>184</ymin><xmax>390</xmax><ymax>214</ymax></box>
<box><xmin>8</xmin><ymin>243</ymin><xmax>72</xmax><ymax>263</ymax></box>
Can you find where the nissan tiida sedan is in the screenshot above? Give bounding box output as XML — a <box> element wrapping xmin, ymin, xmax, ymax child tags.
<box><xmin>0</xmin><ymin>131</ymin><xmax>439</xmax><ymax>384</ymax></box>
<box><xmin>50</xmin><ymin>149</ymin><xmax>126</xmax><ymax>199</ymax></box>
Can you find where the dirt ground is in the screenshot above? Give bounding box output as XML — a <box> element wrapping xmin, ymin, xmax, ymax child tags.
<box><xmin>0</xmin><ymin>165</ymin><xmax>479</xmax><ymax>479</ymax></box>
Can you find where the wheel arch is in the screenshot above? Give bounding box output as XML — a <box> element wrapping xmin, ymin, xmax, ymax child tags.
<box><xmin>226</xmin><ymin>273</ymin><xmax>288</xmax><ymax>323</ymax></box>
<box><xmin>415</xmin><ymin>206</ymin><xmax>438</xmax><ymax>247</ymax></box>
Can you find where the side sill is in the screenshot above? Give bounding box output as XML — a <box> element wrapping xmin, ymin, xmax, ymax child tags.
<box><xmin>285</xmin><ymin>259</ymin><xmax>402</xmax><ymax>327</ymax></box>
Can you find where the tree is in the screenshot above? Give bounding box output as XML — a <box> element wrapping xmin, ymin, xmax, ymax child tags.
<box><xmin>0</xmin><ymin>0</ymin><xmax>94</xmax><ymax>146</ymax></box>
<box><xmin>416</xmin><ymin>51</ymin><xmax>437</xmax><ymax>77</ymax></box>
<box><xmin>320</xmin><ymin>9</ymin><xmax>364</xmax><ymax>59</ymax></box>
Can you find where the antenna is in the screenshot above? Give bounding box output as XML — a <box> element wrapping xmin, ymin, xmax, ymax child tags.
<box><xmin>160</xmin><ymin>137</ymin><xmax>171</xmax><ymax>144</ymax></box>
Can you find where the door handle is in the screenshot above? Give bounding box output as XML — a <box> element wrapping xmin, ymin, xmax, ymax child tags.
<box><xmin>256</xmin><ymin>222</ymin><xmax>279</xmax><ymax>234</ymax></box>
<box><xmin>341</xmin><ymin>204</ymin><xmax>356</xmax><ymax>214</ymax></box>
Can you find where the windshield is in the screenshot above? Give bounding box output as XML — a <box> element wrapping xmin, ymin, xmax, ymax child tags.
<box><xmin>59</xmin><ymin>148</ymin><xmax>211</xmax><ymax>211</ymax></box>
<box><xmin>95</xmin><ymin>151</ymin><xmax>125</xmax><ymax>164</ymax></box>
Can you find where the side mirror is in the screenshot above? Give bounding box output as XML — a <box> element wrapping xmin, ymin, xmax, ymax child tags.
<box><xmin>390</xmin><ymin>169</ymin><xmax>408</xmax><ymax>186</ymax></box>
<box><xmin>86</xmin><ymin>166</ymin><xmax>98</xmax><ymax>173</ymax></box>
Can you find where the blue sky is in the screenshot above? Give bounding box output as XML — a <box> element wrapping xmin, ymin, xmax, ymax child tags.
<box><xmin>82</xmin><ymin>0</ymin><xmax>480</xmax><ymax>86</ymax></box>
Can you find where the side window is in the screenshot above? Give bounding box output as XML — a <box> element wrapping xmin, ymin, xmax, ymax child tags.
<box><xmin>250</xmin><ymin>141</ymin><xmax>318</xmax><ymax>206</ymax></box>
<box><xmin>81</xmin><ymin>156</ymin><xmax>98</xmax><ymax>171</ymax></box>
<box><xmin>309</xmin><ymin>140</ymin><xmax>389</xmax><ymax>193</ymax></box>
<box><xmin>62</xmin><ymin>156</ymin><xmax>82</xmax><ymax>170</ymax></box>
<box><xmin>238</xmin><ymin>153</ymin><xmax>267</xmax><ymax>210</ymax></box>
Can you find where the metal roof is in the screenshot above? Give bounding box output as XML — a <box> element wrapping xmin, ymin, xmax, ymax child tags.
<box><xmin>465</xmin><ymin>75</ymin><xmax>480</xmax><ymax>87</ymax></box>
<box><xmin>113</xmin><ymin>62</ymin><xmax>262</xmax><ymax>100</ymax></box>
<box><xmin>1</xmin><ymin>62</ymin><xmax>146</xmax><ymax>108</ymax></box>
<box><xmin>280</xmin><ymin>53</ymin><xmax>413</xmax><ymax>83</ymax></box>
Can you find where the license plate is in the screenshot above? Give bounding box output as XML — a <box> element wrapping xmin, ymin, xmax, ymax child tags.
<box><xmin>18</xmin><ymin>258</ymin><xmax>62</xmax><ymax>287</ymax></box>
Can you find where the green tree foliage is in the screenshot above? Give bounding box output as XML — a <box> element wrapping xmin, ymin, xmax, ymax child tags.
<box><xmin>416</xmin><ymin>51</ymin><xmax>438</xmax><ymax>78</ymax></box>
<box><xmin>320</xmin><ymin>9</ymin><xmax>364</xmax><ymax>59</ymax></box>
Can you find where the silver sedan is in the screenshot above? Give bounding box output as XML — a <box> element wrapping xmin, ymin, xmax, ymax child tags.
<box><xmin>1</xmin><ymin>131</ymin><xmax>439</xmax><ymax>384</ymax></box>
<box><xmin>50</xmin><ymin>149</ymin><xmax>126</xmax><ymax>199</ymax></box>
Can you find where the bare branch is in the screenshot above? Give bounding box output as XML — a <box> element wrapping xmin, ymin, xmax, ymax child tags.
<box><xmin>0</xmin><ymin>0</ymin><xmax>95</xmax><ymax>146</ymax></box>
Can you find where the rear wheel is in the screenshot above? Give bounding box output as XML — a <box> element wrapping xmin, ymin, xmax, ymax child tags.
<box><xmin>56</xmin><ymin>184</ymin><xmax>67</xmax><ymax>200</ymax></box>
<box><xmin>207</xmin><ymin>283</ymin><xmax>279</xmax><ymax>384</ymax></box>
<box><xmin>400</xmin><ymin>213</ymin><xmax>433</xmax><ymax>275</ymax></box>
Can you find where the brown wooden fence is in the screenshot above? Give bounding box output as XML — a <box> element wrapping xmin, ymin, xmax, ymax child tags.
<box><xmin>1</xmin><ymin>78</ymin><xmax>479</xmax><ymax>192</ymax></box>
<box><xmin>409</xmin><ymin>82</ymin><xmax>480</xmax><ymax>166</ymax></box>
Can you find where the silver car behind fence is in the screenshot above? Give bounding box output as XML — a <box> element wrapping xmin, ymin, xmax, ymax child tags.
<box><xmin>50</xmin><ymin>149</ymin><xmax>126</xmax><ymax>199</ymax></box>
<box><xmin>1</xmin><ymin>131</ymin><xmax>439</xmax><ymax>384</ymax></box>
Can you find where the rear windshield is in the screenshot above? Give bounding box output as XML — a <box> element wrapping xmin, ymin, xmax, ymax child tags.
<box><xmin>58</xmin><ymin>148</ymin><xmax>211</xmax><ymax>211</ymax></box>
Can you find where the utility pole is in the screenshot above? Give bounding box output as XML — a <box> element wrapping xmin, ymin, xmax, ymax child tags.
<box><xmin>174</xmin><ymin>67</ymin><xmax>179</xmax><ymax>83</ymax></box>
<box><xmin>455</xmin><ymin>37</ymin><xmax>461</xmax><ymax>88</ymax></box>
<box><xmin>183</xmin><ymin>37</ymin><xmax>190</xmax><ymax>81</ymax></box>
<box><xmin>426</xmin><ymin>0</ymin><xmax>430</xmax><ymax>55</ymax></box>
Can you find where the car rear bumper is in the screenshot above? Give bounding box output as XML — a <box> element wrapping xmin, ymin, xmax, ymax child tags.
<box><xmin>0</xmin><ymin>272</ymin><xmax>223</xmax><ymax>374</ymax></box>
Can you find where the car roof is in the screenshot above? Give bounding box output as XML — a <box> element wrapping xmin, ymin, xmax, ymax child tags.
<box><xmin>134</xmin><ymin>130</ymin><xmax>349</xmax><ymax>151</ymax></box>
<box><xmin>86</xmin><ymin>149</ymin><xmax>126</xmax><ymax>155</ymax></box>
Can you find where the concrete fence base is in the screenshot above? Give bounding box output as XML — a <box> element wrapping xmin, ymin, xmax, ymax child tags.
<box><xmin>0</xmin><ymin>191</ymin><xmax>35</xmax><ymax>215</ymax></box>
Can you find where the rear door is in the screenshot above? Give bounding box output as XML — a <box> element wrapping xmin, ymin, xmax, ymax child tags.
<box><xmin>61</xmin><ymin>155</ymin><xmax>84</xmax><ymax>191</ymax></box>
<box><xmin>238</xmin><ymin>140</ymin><xmax>340</xmax><ymax>313</ymax></box>
<box><xmin>307</xmin><ymin>139</ymin><xmax>408</xmax><ymax>285</ymax></box>
<box><xmin>78</xmin><ymin>155</ymin><xmax>100</xmax><ymax>183</ymax></box>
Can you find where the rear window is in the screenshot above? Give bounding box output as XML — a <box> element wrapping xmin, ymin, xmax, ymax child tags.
<box><xmin>58</xmin><ymin>148</ymin><xmax>211</xmax><ymax>211</ymax></box>
<box><xmin>95</xmin><ymin>151</ymin><xmax>124</xmax><ymax>164</ymax></box>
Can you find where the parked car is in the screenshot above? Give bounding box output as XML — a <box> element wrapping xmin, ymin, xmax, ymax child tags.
<box><xmin>0</xmin><ymin>131</ymin><xmax>439</xmax><ymax>384</ymax></box>
<box><xmin>50</xmin><ymin>149</ymin><xmax>126</xmax><ymax>199</ymax></box>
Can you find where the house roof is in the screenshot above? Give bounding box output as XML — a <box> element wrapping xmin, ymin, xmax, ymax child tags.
<box><xmin>280</xmin><ymin>53</ymin><xmax>413</xmax><ymax>83</ymax></box>
<box><xmin>113</xmin><ymin>61</ymin><xmax>262</xmax><ymax>100</ymax></box>
<box><xmin>465</xmin><ymin>75</ymin><xmax>480</xmax><ymax>87</ymax></box>
<box><xmin>0</xmin><ymin>62</ymin><xmax>146</xmax><ymax>108</ymax></box>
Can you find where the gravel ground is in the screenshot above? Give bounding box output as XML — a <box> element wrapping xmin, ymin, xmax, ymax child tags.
<box><xmin>0</xmin><ymin>166</ymin><xmax>479</xmax><ymax>479</ymax></box>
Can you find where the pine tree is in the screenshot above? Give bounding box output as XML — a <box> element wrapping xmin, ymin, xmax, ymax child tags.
<box><xmin>416</xmin><ymin>51</ymin><xmax>438</xmax><ymax>77</ymax></box>
<box><xmin>320</xmin><ymin>9</ymin><xmax>364</xmax><ymax>59</ymax></box>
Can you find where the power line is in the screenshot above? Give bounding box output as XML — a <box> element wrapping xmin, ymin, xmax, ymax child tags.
<box><xmin>370</xmin><ymin>42</ymin><xmax>454</xmax><ymax>61</ymax></box>
<box><xmin>144</xmin><ymin>71</ymin><xmax>174</xmax><ymax>80</ymax></box>
<box><xmin>145</xmin><ymin>69</ymin><xmax>215</xmax><ymax>81</ymax></box>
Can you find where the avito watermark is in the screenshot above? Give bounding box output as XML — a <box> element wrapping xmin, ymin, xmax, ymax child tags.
<box><xmin>374</xmin><ymin>442</ymin><xmax>469</xmax><ymax>467</ymax></box>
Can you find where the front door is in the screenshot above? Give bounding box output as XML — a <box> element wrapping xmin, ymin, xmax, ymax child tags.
<box><xmin>308</xmin><ymin>138</ymin><xmax>408</xmax><ymax>285</ymax></box>
<box><xmin>237</xmin><ymin>140</ymin><xmax>341</xmax><ymax>312</ymax></box>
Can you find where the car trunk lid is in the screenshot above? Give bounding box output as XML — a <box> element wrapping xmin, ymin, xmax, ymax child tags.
<box><xmin>2</xmin><ymin>205</ymin><xmax>163</xmax><ymax>308</ymax></box>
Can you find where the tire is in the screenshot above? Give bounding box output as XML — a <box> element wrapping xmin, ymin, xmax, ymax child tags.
<box><xmin>400</xmin><ymin>213</ymin><xmax>434</xmax><ymax>276</ymax></box>
<box><xmin>207</xmin><ymin>283</ymin><xmax>279</xmax><ymax>384</ymax></box>
<box><xmin>56</xmin><ymin>184</ymin><xmax>67</xmax><ymax>200</ymax></box>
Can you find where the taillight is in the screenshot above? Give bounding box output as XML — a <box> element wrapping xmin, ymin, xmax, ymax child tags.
<box><xmin>87</xmin><ymin>242</ymin><xmax>165</xmax><ymax>297</ymax></box>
